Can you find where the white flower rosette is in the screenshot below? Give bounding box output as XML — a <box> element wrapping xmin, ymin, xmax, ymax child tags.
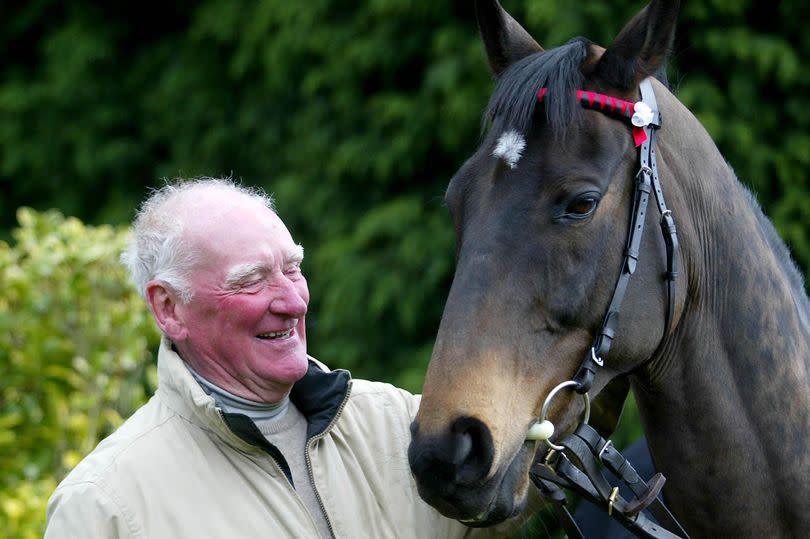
<box><xmin>632</xmin><ymin>101</ymin><xmax>655</xmax><ymax>127</ymax></box>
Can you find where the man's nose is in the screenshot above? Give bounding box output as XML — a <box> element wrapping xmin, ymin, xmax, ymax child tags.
<box><xmin>269</xmin><ymin>277</ymin><xmax>308</xmax><ymax>317</ymax></box>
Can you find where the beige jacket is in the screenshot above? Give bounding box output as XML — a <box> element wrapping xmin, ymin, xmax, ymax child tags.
<box><xmin>44</xmin><ymin>339</ymin><xmax>491</xmax><ymax>538</ymax></box>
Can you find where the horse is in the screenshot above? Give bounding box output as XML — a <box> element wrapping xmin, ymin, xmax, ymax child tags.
<box><xmin>407</xmin><ymin>1</ymin><xmax>810</xmax><ymax>537</ymax></box>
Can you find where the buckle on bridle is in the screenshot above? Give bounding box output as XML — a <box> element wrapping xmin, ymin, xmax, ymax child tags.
<box><xmin>607</xmin><ymin>486</ymin><xmax>620</xmax><ymax>516</ymax></box>
<box><xmin>591</xmin><ymin>347</ymin><xmax>604</xmax><ymax>367</ymax></box>
<box><xmin>597</xmin><ymin>439</ymin><xmax>614</xmax><ymax>462</ymax></box>
<box><xmin>636</xmin><ymin>165</ymin><xmax>653</xmax><ymax>179</ymax></box>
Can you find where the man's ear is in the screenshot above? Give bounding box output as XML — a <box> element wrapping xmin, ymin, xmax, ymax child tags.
<box><xmin>146</xmin><ymin>281</ymin><xmax>188</xmax><ymax>341</ymax></box>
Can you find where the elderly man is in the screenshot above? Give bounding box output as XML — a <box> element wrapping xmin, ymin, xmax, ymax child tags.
<box><xmin>45</xmin><ymin>178</ymin><xmax>513</xmax><ymax>538</ymax></box>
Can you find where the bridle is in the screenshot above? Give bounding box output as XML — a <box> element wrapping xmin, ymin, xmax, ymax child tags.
<box><xmin>569</xmin><ymin>78</ymin><xmax>680</xmax><ymax>394</ymax></box>
<box><xmin>526</xmin><ymin>78</ymin><xmax>689</xmax><ymax>539</ymax></box>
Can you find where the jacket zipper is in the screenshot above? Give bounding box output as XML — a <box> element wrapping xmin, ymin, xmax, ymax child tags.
<box><xmin>216</xmin><ymin>410</ymin><xmax>304</xmax><ymax>505</ymax></box>
<box><xmin>304</xmin><ymin>382</ymin><xmax>352</xmax><ymax>539</ymax></box>
<box><xmin>218</xmin><ymin>394</ymin><xmax>349</xmax><ymax>539</ymax></box>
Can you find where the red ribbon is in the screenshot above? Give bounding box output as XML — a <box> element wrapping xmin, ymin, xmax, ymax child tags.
<box><xmin>537</xmin><ymin>87</ymin><xmax>648</xmax><ymax>147</ymax></box>
<box><xmin>632</xmin><ymin>126</ymin><xmax>648</xmax><ymax>147</ymax></box>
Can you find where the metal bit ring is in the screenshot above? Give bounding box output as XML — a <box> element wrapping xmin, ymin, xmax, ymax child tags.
<box><xmin>539</xmin><ymin>380</ymin><xmax>591</xmax><ymax>451</ymax></box>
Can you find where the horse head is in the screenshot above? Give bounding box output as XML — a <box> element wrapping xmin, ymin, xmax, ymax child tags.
<box><xmin>408</xmin><ymin>0</ymin><xmax>686</xmax><ymax>525</ymax></box>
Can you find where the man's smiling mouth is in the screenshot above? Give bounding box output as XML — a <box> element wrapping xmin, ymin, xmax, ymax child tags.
<box><xmin>256</xmin><ymin>329</ymin><xmax>293</xmax><ymax>340</ymax></box>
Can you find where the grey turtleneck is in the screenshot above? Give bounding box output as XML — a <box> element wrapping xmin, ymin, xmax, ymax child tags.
<box><xmin>186</xmin><ymin>364</ymin><xmax>332</xmax><ymax>538</ymax></box>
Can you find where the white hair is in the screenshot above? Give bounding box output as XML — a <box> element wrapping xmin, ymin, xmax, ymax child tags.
<box><xmin>120</xmin><ymin>177</ymin><xmax>275</xmax><ymax>303</ymax></box>
<box><xmin>493</xmin><ymin>130</ymin><xmax>527</xmax><ymax>169</ymax></box>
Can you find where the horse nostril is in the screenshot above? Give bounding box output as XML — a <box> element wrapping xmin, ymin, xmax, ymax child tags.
<box><xmin>450</xmin><ymin>431</ymin><xmax>473</xmax><ymax>466</ymax></box>
<box><xmin>408</xmin><ymin>417</ymin><xmax>495</xmax><ymax>492</ymax></box>
<box><xmin>452</xmin><ymin>417</ymin><xmax>494</xmax><ymax>485</ymax></box>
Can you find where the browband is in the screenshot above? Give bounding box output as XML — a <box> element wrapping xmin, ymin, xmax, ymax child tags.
<box><xmin>537</xmin><ymin>87</ymin><xmax>656</xmax><ymax>147</ymax></box>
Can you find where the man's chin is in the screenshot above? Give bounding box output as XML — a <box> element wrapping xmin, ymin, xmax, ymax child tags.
<box><xmin>268</xmin><ymin>351</ymin><xmax>310</xmax><ymax>383</ymax></box>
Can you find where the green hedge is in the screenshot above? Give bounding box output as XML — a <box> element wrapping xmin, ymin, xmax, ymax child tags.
<box><xmin>0</xmin><ymin>209</ymin><xmax>159</xmax><ymax>537</ymax></box>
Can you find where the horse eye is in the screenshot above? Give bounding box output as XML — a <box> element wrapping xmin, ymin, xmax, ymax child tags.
<box><xmin>563</xmin><ymin>194</ymin><xmax>600</xmax><ymax>219</ymax></box>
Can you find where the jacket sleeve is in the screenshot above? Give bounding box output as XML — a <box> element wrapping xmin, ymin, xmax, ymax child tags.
<box><xmin>45</xmin><ymin>481</ymin><xmax>136</xmax><ymax>539</ymax></box>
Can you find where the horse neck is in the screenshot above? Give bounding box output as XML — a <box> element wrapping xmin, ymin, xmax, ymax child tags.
<box><xmin>632</xmin><ymin>98</ymin><xmax>810</xmax><ymax>536</ymax></box>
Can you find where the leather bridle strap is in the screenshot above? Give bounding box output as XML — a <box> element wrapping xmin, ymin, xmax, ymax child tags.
<box><xmin>533</xmin><ymin>475</ymin><xmax>587</xmax><ymax>539</ymax></box>
<box><xmin>530</xmin><ymin>424</ymin><xmax>691</xmax><ymax>538</ymax></box>
<box><xmin>573</xmin><ymin>424</ymin><xmax>691</xmax><ymax>538</ymax></box>
<box><xmin>641</xmin><ymin>80</ymin><xmax>680</xmax><ymax>337</ymax></box>
<box><xmin>571</xmin><ymin>78</ymin><xmax>680</xmax><ymax>393</ymax></box>
<box><xmin>530</xmin><ymin>78</ymin><xmax>686</xmax><ymax>538</ymax></box>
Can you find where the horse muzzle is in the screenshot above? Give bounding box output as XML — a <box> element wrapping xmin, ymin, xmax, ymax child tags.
<box><xmin>408</xmin><ymin>416</ymin><xmax>533</xmax><ymax>525</ymax></box>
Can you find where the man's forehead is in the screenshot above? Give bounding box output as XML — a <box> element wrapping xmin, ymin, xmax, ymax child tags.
<box><xmin>183</xmin><ymin>201</ymin><xmax>293</xmax><ymax>253</ymax></box>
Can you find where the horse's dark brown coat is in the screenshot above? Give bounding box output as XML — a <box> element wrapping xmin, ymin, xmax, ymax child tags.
<box><xmin>408</xmin><ymin>1</ymin><xmax>810</xmax><ymax>536</ymax></box>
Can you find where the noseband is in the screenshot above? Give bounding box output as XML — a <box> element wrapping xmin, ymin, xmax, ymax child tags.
<box><xmin>527</xmin><ymin>79</ymin><xmax>689</xmax><ymax>539</ymax></box>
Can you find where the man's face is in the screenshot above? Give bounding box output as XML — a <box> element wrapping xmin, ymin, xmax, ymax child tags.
<box><xmin>172</xmin><ymin>200</ymin><xmax>310</xmax><ymax>402</ymax></box>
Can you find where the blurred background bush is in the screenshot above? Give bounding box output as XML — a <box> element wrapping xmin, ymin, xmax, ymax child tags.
<box><xmin>0</xmin><ymin>209</ymin><xmax>159</xmax><ymax>537</ymax></box>
<box><xmin>0</xmin><ymin>0</ymin><xmax>806</xmax><ymax>535</ymax></box>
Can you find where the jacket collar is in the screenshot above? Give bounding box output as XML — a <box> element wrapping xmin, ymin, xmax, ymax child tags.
<box><xmin>155</xmin><ymin>337</ymin><xmax>352</xmax><ymax>449</ymax></box>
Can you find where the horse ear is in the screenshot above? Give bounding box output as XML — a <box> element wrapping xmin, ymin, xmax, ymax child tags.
<box><xmin>594</xmin><ymin>0</ymin><xmax>680</xmax><ymax>89</ymax></box>
<box><xmin>475</xmin><ymin>0</ymin><xmax>543</xmax><ymax>76</ymax></box>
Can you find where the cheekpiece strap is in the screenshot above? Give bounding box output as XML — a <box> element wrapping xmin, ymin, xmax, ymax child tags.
<box><xmin>532</xmin><ymin>79</ymin><xmax>685</xmax><ymax>538</ymax></box>
<box><xmin>551</xmin><ymin>77</ymin><xmax>673</xmax><ymax>393</ymax></box>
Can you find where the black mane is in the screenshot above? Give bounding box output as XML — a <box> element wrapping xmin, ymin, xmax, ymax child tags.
<box><xmin>484</xmin><ymin>38</ymin><xmax>589</xmax><ymax>136</ymax></box>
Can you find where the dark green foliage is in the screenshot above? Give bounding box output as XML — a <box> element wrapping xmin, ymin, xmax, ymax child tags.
<box><xmin>2</xmin><ymin>0</ymin><xmax>804</xmax><ymax>392</ymax></box>
<box><xmin>0</xmin><ymin>0</ymin><xmax>804</xmax><ymax>535</ymax></box>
